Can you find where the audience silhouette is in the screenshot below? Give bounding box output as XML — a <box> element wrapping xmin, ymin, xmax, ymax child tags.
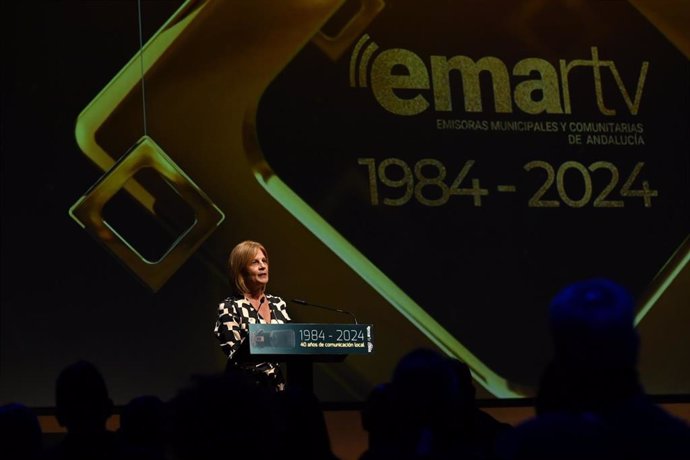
<box><xmin>360</xmin><ymin>382</ymin><xmax>395</xmax><ymax>456</ymax></box>
<box><xmin>445</xmin><ymin>357</ymin><xmax>514</xmax><ymax>459</ymax></box>
<box><xmin>166</xmin><ymin>368</ymin><xmax>280</xmax><ymax>460</ymax></box>
<box><xmin>274</xmin><ymin>385</ymin><xmax>340</xmax><ymax>460</ymax></box>
<box><xmin>118</xmin><ymin>394</ymin><xmax>168</xmax><ymax>460</ymax></box>
<box><xmin>360</xmin><ymin>347</ymin><xmax>512</xmax><ymax>459</ymax></box>
<box><xmin>3</xmin><ymin>279</ymin><xmax>690</xmax><ymax>460</ymax></box>
<box><xmin>45</xmin><ymin>359</ymin><xmax>150</xmax><ymax>460</ymax></box>
<box><xmin>494</xmin><ymin>277</ymin><xmax>690</xmax><ymax>459</ymax></box>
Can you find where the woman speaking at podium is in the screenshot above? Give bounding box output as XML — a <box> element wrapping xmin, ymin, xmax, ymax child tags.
<box><xmin>214</xmin><ymin>240</ymin><xmax>292</xmax><ymax>391</ymax></box>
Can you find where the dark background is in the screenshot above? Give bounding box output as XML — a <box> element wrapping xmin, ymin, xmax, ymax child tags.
<box><xmin>0</xmin><ymin>0</ymin><xmax>208</xmax><ymax>407</ymax></box>
<box><xmin>2</xmin><ymin>0</ymin><xmax>689</xmax><ymax>408</ymax></box>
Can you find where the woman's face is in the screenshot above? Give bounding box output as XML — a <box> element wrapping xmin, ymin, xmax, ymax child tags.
<box><xmin>245</xmin><ymin>248</ymin><xmax>269</xmax><ymax>291</ymax></box>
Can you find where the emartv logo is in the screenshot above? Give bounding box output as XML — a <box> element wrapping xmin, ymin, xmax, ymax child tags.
<box><xmin>349</xmin><ymin>34</ymin><xmax>649</xmax><ymax>116</ymax></box>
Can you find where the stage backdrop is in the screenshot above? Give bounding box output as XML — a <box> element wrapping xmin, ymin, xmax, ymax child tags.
<box><xmin>1</xmin><ymin>0</ymin><xmax>689</xmax><ymax>406</ymax></box>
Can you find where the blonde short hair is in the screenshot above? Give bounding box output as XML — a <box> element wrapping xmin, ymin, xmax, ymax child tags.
<box><xmin>228</xmin><ymin>240</ymin><xmax>268</xmax><ymax>295</ymax></box>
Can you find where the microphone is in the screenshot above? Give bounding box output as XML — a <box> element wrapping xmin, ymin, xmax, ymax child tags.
<box><xmin>291</xmin><ymin>298</ymin><xmax>358</xmax><ymax>324</ymax></box>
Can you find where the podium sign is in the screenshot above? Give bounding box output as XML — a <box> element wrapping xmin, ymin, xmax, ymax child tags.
<box><xmin>248</xmin><ymin>323</ymin><xmax>374</xmax><ymax>355</ymax></box>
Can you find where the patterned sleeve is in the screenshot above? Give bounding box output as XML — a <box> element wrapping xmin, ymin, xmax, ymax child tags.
<box><xmin>213</xmin><ymin>299</ymin><xmax>244</xmax><ymax>359</ymax></box>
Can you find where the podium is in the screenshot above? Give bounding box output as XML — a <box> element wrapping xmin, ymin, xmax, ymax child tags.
<box><xmin>248</xmin><ymin>323</ymin><xmax>374</xmax><ymax>392</ymax></box>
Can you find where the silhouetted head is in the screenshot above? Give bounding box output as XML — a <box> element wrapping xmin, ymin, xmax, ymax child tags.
<box><xmin>391</xmin><ymin>348</ymin><xmax>462</xmax><ymax>426</ymax></box>
<box><xmin>548</xmin><ymin>278</ymin><xmax>638</xmax><ymax>370</ymax></box>
<box><xmin>55</xmin><ymin>360</ymin><xmax>113</xmax><ymax>433</ymax></box>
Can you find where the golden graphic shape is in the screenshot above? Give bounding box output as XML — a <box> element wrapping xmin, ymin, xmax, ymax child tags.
<box><xmin>74</xmin><ymin>0</ymin><xmax>205</xmax><ymax>214</ymax></box>
<box><xmin>69</xmin><ymin>135</ymin><xmax>225</xmax><ymax>291</ymax></box>
<box><xmin>70</xmin><ymin>0</ymin><xmax>690</xmax><ymax>399</ymax></box>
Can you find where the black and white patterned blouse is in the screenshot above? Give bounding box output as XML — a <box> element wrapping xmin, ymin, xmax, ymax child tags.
<box><xmin>214</xmin><ymin>294</ymin><xmax>291</xmax><ymax>388</ymax></box>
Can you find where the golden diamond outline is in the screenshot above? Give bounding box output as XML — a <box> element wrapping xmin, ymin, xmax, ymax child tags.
<box><xmin>69</xmin><ymin>135</ymin><xmax>225</xmax><ymax>292</ymax></box>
